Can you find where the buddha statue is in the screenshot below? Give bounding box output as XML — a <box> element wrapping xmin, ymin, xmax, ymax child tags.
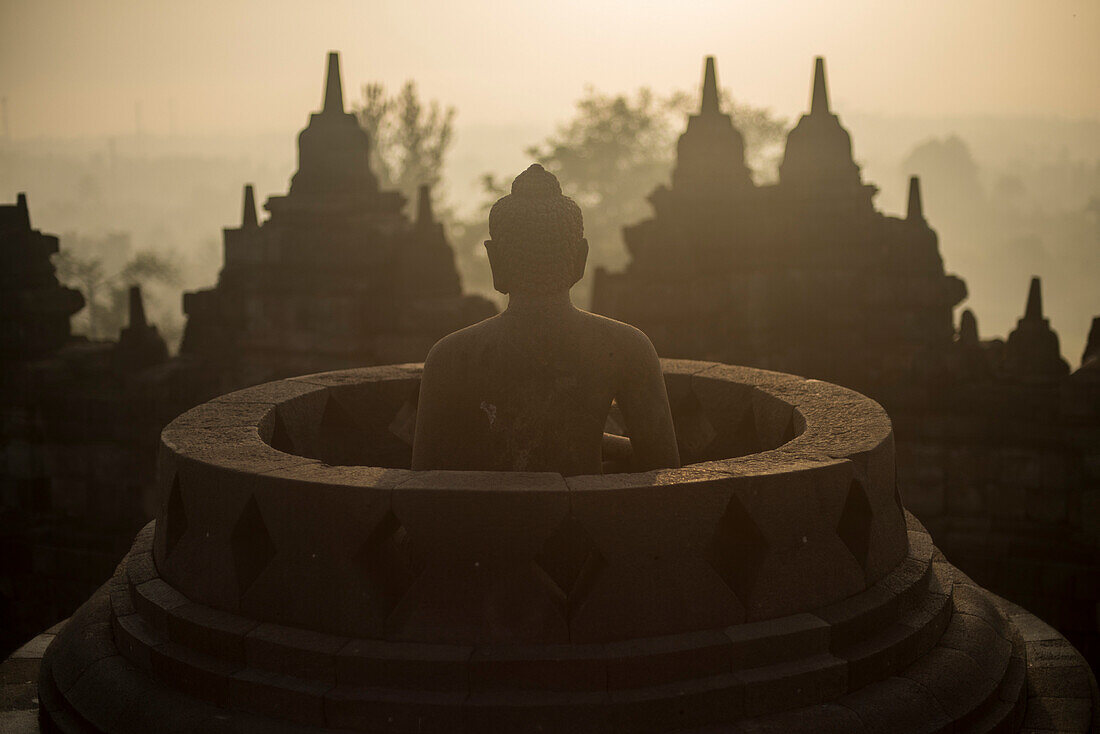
<box><xmin>412</xmin><ymin>164</ymin><xmax>680</xmax><ymax>475</ymax></box>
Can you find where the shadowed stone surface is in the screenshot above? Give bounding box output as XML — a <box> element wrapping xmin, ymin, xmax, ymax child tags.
<box><xmin>20</xmin><ymin>363</ymin><xmax>1097</xmax><ymax>731</ymax></box>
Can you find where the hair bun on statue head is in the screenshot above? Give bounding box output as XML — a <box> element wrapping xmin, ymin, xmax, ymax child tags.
<box><xmin>510</xmin><ymin>163</ymin><xmax>563</xmax><ymax>198</ymax></box>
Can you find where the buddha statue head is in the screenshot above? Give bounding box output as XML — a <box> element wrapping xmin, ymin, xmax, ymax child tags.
<box><xmin>485</xmin><ymin>164</ymin><xmax>589</xmax><ymax>295</ymax></box>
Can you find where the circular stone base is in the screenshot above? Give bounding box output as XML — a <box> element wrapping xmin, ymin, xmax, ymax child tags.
<box><xmin>37</xmin><ymin>513</ymin><xmax>1098</xmax><ymax>733</ymax></box>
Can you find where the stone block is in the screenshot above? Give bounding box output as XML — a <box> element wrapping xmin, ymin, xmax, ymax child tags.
<box><xmin>464</xmin><ymin>689</ymin><xmax>610</xmax><ymax>733</ymax></box>
<box><xmin>898</xmin><ymin>588</ymin><xmax>950</xmax><ymax>662</ymax></box>
<box><xmin>725</xmin><ymin>613</ymin><xmax>830</xmax><ymax>670</ymax></box>
<box><xmin>227</xmin><ymin>668</ymin><xmax>330</xmax><ymax>727</ymax></box>
<box><xmin>150</xmin><ymin>641</ymin><xmax>238</xmax><ymax>707</ymax></box>
<box><xmin>567</xmin><ymin>470</ymin><xmax>748</xmax><ymax>640</ymax></box>
<box><xmin>244</xmin><ymin>623</ymin><xmax>345</xmax><ymax>684</ymax></box>
<box><xmin>609</xmin><ymin>673</ymin><xmax>744</xmax><ymax>731</ymax></box>
<box><xmin>836</xmin><ymin>675</ymin><xmax>951</xmax><ymax>734</ymax></box>
<box><xmin>840</xmin><ymin>622</ymin><xmax>914</xmax><ymax>690</ymax></box>
<box><xmin>568</xmin><ymin>560</ymin><xmax>745</xmax><ymax>643</ymax></box>
<box><xmin>1024</xmin><ymin>637</ymin><xmax>1086</xmax><ymax>671</ymax></box>
<box><xmin>740</xmin><ymin>703</ymin><xmax>865</xmax><ymax>734</ymax></box>
<box><xmin>336</xmin><ymin>638</ymin><xmax>471</xmax><ymax>691</ymax></box>
<box><xmin>47</xmin><ymin>588</ymin><xmax>116</xmax><ymax>694</ymax></box>
<box><xmin>1021</xmin><ymin>695</ymin><xmax>1094</xmax><ymax>732</ymax></box>
<box><xmin>167</xmin><ymin>603</ymin><xmax>256</xmax><ymax>665</ymax></box>
<box><xmin>738</xmin><ymin>653</ymin><xmax>846</xmax><ymax>717</ymax></box>
<box><xmin>112</xmin><ymin>613</ymin><xmax>162</xmax><ymax>672</ymax></box>
<box><xmin>470</xmin><ymin>643</ymin><xmax>606</xmax><ymax>692</ymax></box>
<box><xmin>815</xmin><ymin>585</ymin><xmax>898</xmax><ymax>651</ymax></box>
<box><xmin>387</xmin><ymin>471</ymin><xmax>571</xmax><ymax>644</ymax></box>
<box><xmin>605</xmin><ymin>629</ymin><xmax>731</xmax><ymax>689</ymax></box>
<box><xmin>52</xmin><ymin>655</ymin><xmax>132</xmax><ymax>733</ymax></box>
<box><xmin>898</xmin><ymin>646</ymin><xmax>997</xmax><ymax>721</ymax></box>
<box><xmin>125</xmin><ymin>552</ymin><xmax>158</xmax><ymax>587</ymax></box>
<box><xmin>9</xmin><ymin>632</ymin><xmax>54</xmax><ymax>659</ymax></box>
<box><xmin>875</xmin><ymin>550</ymin><xmax>929</xmax><ymax>612</ymax></box>
<box><xmin>324</xmin><ymin>685</ymin><xmax>466</xmax><ymax>733</ymax></box>
<box><xmin>936</xmin><ymin>612</ymin><xmax>1012</xmax><ymax>680</ymax></box>
<box><xmin>1026</xmin><ymin>653</ymin><xmax>1092</xmax><ymax>700</ymax></box>
<box><xmin>132</xmin><ymin>578</ymin><xmax>189</xmax><ymax>635</ymax></box>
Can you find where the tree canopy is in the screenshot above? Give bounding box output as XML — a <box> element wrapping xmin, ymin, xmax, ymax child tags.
<box><xmin>353</xmin><ymin>81</ymin><xmax>456</xmax><ymax>213</ymax></box>
<box><xmin>457</xmin><ymin>87</ymin><xmax>787</xmax><ymax>300</ymax></box>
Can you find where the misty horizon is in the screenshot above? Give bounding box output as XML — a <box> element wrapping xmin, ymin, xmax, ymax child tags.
<box><xmin>1</xmin><ymin>0</ymin><xmax>1097</xmax><ymax>365</ymax></box>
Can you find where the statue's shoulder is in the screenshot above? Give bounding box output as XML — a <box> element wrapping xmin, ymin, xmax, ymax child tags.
<box><xmin>424</xmin><ymin>313</ymin><xmax>501</xmax><ymax>366</ymax></box>
<box><xmin>579</xmin><ymin>309</ymin><xmax>658</xmax><ymax>353</ymax></box>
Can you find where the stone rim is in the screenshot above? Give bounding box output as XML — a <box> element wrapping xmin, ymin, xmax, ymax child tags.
<box><xmin>153</xmin><ymin>360</ymin><xmax>907</xmax><ymax>641</ymax></box>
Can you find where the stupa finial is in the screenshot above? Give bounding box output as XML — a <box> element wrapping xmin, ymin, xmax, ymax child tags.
<box><xmin>701</xmin><ymin>56</ymin><xmax>720</xmax><ymax>115</ymax></box>
<box><xmin>907</xmin><ymin>176</ymin><xmax>923</xmax><ymax>221</ymax></box>
<box><xmin>128</xmin><ymin>285</ymin><xmax>147</xmax><ymax>329</ymax></box>
<box><xmin>323</xmin><ymin>51</ymin><xmax>344</xmax><ymax>114</ymax></box>
<box><xmin>811</xmin><ymin>56</ymin><xmax>830</xmax><ymax>115</ymax></box>
<box><xmin>959</xmin><ymin>309</ymin><xmax>979</xmax><ymax>345</ymax></box>
<box><xmin>241</xmin><ymin>184</ymin><xmax>258</xmax><ymax>230</ymax></box>
<box><xmin>1024</xmin><ymin>277</ymin><xmax>1043</xmax><ymax>320</ymax></box>
<box><xmin>16</xmin><ymin>192</ymin><xmax>29</xmax><ymax>228</ymax></box>
<box><xmin>416</xmin><ymin>184</ymin><xmax>434</xmax><ymax>227</ymax></box>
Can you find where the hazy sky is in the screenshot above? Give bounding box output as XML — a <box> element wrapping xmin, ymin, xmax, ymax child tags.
<box><xmin>2</xmin><ymin>0</ymin><xmax>1098</xmax><ymax>139</ymax></box>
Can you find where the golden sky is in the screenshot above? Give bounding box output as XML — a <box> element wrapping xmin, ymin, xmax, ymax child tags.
<box><xmin>2</xmin><ymin>0</ymin><xmax>1098</xmax><ymax>138</ymax></box>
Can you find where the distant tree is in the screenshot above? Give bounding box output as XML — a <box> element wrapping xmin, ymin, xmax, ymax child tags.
<box><xmin>54</xmin><ymin>247</ymin><xmax>181</xmax><ymax>340</ymax></box>
<box><xmin>353</xmin><ymin>81</ymin><xmax>456</xmax><ymax>213</ymax></box>
<box><xmin>901</xmin><ymin>136</ymin><xmax>986</xmax><ymax>224</ymax></box>
<box><xmin>454</xmin><ymin>86</ymin><xmax>787</xmax><ymax>294</ymax></box>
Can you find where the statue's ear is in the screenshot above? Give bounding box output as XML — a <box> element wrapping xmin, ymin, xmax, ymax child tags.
<box><xmin>484</xmin><ymin>240</ymin><xmax>510</xmax><ymax>294</ymax></box>
<box><xmin>573</xmin><ymin>238</ymin><xmax>589</xmax><ymax>284</ymax></box>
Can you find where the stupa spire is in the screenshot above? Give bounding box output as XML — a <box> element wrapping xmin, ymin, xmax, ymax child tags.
<box><xmin>323</xmin><ymin>51</ymin><xmax>344</xmax><ymax>114</ymax></box>
<box><xmin>128</xmin><ymin>285</ymin><xmax>147</xmax><ymax>329</ymax></box>
<box><xmin>416</xmin><ymin>184</ymin><xmax>435</xmax><ymax>227</ymax></box>
<box><xmin>907</xmin><ymin>176</ymin><xmax>923</xmax><ymax>221</ymax></box>
<box><xmin>241</xmin><ymin>184</ymin><xmax>258</xmax><ymax>230</ymax></box>
<box><xmin>16</xmin><ymin>192</ymin><xmax>29</xmax><ymax>228</ymax></box>
<box><xmin>958</xmin><ymin>309</ymin><xmax>978</xmax><ymax>345</ymax></box>
<box><xmin>811</xmin><ymin>56</ymin><xmax>830</xmax><ymax>115</ymax></box>
<box><xmin>1024</xmin><ymin>276</ymin><xmax>1043</xmax><ymax>320</ymax></box>
<box><xmin>701</xmin><ymin>56</ymin><xmax>720</xmax><ymax>115</ymax></box>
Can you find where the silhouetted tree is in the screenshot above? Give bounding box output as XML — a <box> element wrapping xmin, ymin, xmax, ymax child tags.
<box><xmin>455</xmin><ymin>87</ymin><xmax>787</xmax><ymax>295</ymax></box>
<box><xmin>54</xmin><ymin>247</ymin><xmax>181</xmax><ymax>340</ymax></box>
<box><xmin>353</xmin><ymin>81</ymin><xmax>456</xmax><ymax>212</ymax></box>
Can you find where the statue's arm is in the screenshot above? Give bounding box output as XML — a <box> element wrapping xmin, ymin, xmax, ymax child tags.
<box><xmin>411</xmin><ymin>351</ymin><xmax>448</xmax><ymax>471</ymax></box>
<box><xmin>615</xmin><ymin>334</ymin><xmax>681</xmax><ymax>471</ymax></box>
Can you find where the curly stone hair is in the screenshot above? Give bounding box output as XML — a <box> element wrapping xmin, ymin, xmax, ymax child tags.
<box><xmin>487</xmin><ymin>164</ymin><xmax>585</xmax><ymax>294</ymax></box>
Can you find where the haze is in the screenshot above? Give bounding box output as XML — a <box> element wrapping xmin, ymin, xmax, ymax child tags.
<box><xmin>1</xmin><ymin>0</ymin><xmax>1097</xmax><ymax>361</ymax></box>
<box><xmin>3</xmin><ymin>0</ymin><xmax>1099</xmax><ymax>135</ymax></box>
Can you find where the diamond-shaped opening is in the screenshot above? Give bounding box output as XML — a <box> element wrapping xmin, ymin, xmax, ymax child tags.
<box><xmin>706</xmin><ymin>494</ymin><xmax>768</xmax><ymax>604</ymax></box>
<box><xmin>231</xmin><ymin>495</ymin><xmax>276</xmax><ymax>596</ymax></box>
<box><xmin>355</xmin><ymin>511</ymin><xmax>422</xmax><ymax>616</ymax></box>
<box><xmin>838</xmin><ymin>479</ymin><xmax>874</xmax><ymax>573</ymax></box>
<box><xmin>164</xmin><ymin>474</ymin><xmax>187</xmax><ymax>557</ymax></box>
<box><xmin>670</xmin><ymin>390</ymin><xmax>719</xmax><ymax>464</ymax></box>
<box><xmin>720</xmin><ymin>402</ymin><xmax>762</xmax><ymax>459</ymax></box>
<box><xmin>318</xmin><ymin>394</ymin><xmax>369</xmax><ymax>465</ymax></box>
<box><xmin>534</xmin><ymin>514</ymin><xmax>605</xmax><ymax>614</ymax></box>
<box><xmin>321</xmin><ymin>382</ymin><xmax>420</xmax><ymax>468</ymax></box>
<box><xmin>268</xmin><ymin>409</ymin><xmax>295</xmax><ymax>454</ymax></box>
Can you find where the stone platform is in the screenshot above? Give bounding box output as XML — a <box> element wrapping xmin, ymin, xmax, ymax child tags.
<box><xmin>31</xmin><ymin>361</ymin><xmax>1099</xmax><ymax>732</ymax></box>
